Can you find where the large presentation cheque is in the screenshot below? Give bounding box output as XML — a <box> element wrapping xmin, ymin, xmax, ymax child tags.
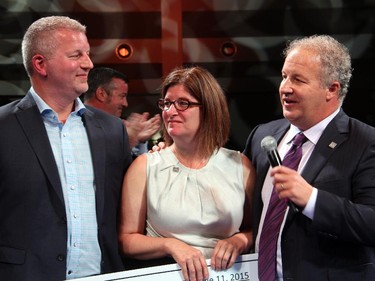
<box><xmin>71</xmin><ymin>253</ymin><xmax>258</xmax><ymax>281</ymax></box>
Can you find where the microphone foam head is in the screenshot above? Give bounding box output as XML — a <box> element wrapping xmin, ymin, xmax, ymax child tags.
<box><xmin>261</xmin><ymin>136</ymin><xmax>277</xmax><ymax>152</ymax></box>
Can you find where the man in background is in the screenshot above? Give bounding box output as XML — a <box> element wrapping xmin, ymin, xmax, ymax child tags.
<box><xmin>84</xmin><ymin>67</ymin><xmax>161</xmax><ymax>156</ymax></box>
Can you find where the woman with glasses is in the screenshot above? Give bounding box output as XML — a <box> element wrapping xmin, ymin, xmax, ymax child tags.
<box><xmin>118</xmin><ymin>66</ymin><xmax>255</xmax><ymax>281</ymax></box>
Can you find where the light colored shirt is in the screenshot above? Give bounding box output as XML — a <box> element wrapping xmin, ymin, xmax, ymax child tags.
<box><xmin>146</xmin><ymin>147</ymin><xmax>245</xmax><ymax>258</ymax></box>
<box><xmin>256</xmin><ymin>108</ymin><xmax>340</xmax><ymax>280</ymax></box>
<box><xmin>30</xmin><ymin>88</ymin><xmax>101</xmax><ymax>279</ymax></box>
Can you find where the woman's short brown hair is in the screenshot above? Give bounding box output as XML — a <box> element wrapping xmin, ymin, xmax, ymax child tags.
<box><xmin>160</xmin><ymin>66</ymin><xmax>230</xmax><ymax>157</ymax></box>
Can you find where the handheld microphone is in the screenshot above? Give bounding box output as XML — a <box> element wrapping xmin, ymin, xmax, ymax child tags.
<box><xmin>261</xmin><ymin>136</ymin><xmax>282</xmax><ymax>167</ymax></box>
<box><xmin>260</xmin><ymin>136</ymin><xmax>299</xmax><ymax>212</ymax></box>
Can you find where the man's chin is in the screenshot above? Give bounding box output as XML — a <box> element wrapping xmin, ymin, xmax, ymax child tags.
<box><xmin>115</xmin><ymin>110</ymin><xmax>123</xmax><ymax>118</ymax></box>
<box><xmin>283</xmin><ymin>110</ymin><xmax>296</xmax><ymax>121</ymax></box>
<box><xmin>78</xmin><ymin>83</ymin><xmax>89</xmax><ymax>94</ymax></box>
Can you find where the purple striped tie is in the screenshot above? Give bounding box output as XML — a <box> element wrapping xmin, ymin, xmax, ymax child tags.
<box><xmin>258</xmin><ymin>133</ymin><xmax>307</xmax><ymax>281</ymax></box>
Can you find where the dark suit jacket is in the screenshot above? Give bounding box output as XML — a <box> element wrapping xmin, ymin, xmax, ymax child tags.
<box><xmin>244</xmin><ymin>109</ymin><xmax>375</xmax><ymax>281</ymax></box>
<box><xmin>0</xmin><ymin>92</ymin><xmax>132</xmax><ymax>281</ymax></box>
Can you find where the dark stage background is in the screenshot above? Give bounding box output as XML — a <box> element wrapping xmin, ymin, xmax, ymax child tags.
<box><xmin>1</xmin><ymin>0</ymin><xmax>374</xmax><ymax>151</ymax></box>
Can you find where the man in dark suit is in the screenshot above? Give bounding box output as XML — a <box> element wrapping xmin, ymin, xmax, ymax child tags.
<box><xmin>244</xmin><ymin>35</ymin><xmax>375</xmax><ymax>280</ymax></box>
<box><xmin>0</xmin><ymin>16</ymin><xmax>132</xmax><ymax>280</ymax></box>
<box><xmin>83</xmin><ymin>67</ymin><xmax>161</xmax><ymax>158</ymax></box>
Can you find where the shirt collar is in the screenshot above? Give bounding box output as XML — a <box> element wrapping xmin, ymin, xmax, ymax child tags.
<box><xmin>29</xmin><ymin>87</ymin><xmax>86</xmax><ymax>116</ymax></box>
<box><xmin>289</xmin><ymin>108</ymin><xmax>340</xmax><ymax>145</ymax></box>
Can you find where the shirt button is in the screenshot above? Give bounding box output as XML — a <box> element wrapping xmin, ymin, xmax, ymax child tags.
<box><xmin>57</xmin><ymin>254</ymin><xmax>65</xmax><ymax>262</ymax></box>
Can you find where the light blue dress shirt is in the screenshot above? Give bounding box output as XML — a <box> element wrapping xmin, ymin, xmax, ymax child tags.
<box><xmin>30</xmin><ymin>88</ymin><xmax>101</xmax><ymax>279</ymax></box>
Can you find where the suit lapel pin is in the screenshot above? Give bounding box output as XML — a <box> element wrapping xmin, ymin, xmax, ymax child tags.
<box><xmin>329</xmin><ymin>142</ymin><xmax>337</xmax><ymax>149</ymax></box>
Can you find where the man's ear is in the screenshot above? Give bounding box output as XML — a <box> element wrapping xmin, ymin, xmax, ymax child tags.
<box><xmin>95</xmin><ymin>87</ymin><xmax>108</xmax><ymax>102</ymax></box>
<box><xmin>32</xmin><ymin>54</ymin><xmax>47</xmax><ymax>77</ymax></box>
<box><xmin>326</xmin><ymin>81</ymin><xmax>340</xmax><ymax>101</ymax></box>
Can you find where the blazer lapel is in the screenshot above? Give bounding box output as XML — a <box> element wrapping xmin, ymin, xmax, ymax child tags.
<box><xmin>82</xmin><ymin>109</ymin><xmax>106</xmax><ymax>224</ymax></box>
<box><xmin>15</xmin><ymin>93</ymin><xmax>66</xmax><ymax>217</ymax></box>
<box><xmin>302</xmin><ymin>110</ymin><xmax>349</xmax><ymax>183</ymax></box>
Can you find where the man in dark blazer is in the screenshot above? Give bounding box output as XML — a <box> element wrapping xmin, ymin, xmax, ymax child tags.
<box><xmin>244</xmin><ymin>35</ymin><xmax>375</xmax><ymax>280</ymax></box>
<box><xmin>0</xmin><ymin>16</ymin><xmax>132</xmax><ymax>280</ymax></box>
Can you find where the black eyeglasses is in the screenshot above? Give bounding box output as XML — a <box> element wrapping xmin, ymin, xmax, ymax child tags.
<box><xmin>157</xmin><ymin>98</ymin><xmax>202</xmax><ymax>111</ymax></box>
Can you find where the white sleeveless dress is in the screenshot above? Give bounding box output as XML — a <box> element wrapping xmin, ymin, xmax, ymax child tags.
<box><xmin>146</xmin><ymin>146</ymin><xmax>245</xmax><ymax>258</ymax></box>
